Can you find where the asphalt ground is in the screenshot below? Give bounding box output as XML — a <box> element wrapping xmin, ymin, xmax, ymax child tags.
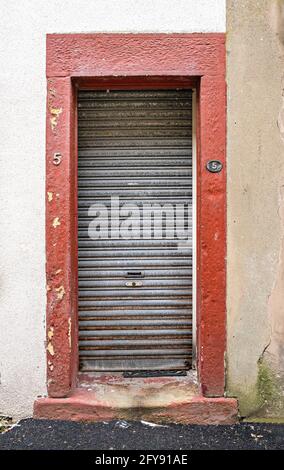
<box><xmin>0</xmin><ymin>418</ymin><xmax>283</xmax><ymax>450</ymax></box>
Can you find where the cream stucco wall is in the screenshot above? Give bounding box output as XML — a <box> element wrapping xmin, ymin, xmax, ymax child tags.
<box><xmin>226</xmin><ymin>0</ymin><xmax>284</xmax><ymax>417</ymax></box>
<box><xmin>0</xmin><ymin>0</ymin><xmax>226</xmax><ymax>419</ymax></box>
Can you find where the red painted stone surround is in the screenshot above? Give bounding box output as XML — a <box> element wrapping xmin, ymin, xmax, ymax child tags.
<box><xmin>35</xmin><ymin>391</ymin><xmax>238</xmax><ymax>425</ymax></box>
<box><xmin>34</xmin><ymin>33</ymin><xmax>238</xmax><ymax>424</ymax></box>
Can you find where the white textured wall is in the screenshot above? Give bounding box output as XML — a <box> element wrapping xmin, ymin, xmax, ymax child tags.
<box><xmin>0</xmin><ymin>0</ymin><xmax>225</xmax><ymax>419</ymax></box>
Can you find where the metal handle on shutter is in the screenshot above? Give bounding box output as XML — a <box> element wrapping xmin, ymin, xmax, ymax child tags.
<box><xmin>125</xmin><ymin>281</ymin><xmax>143</xmax><ymax>287</ymax></box>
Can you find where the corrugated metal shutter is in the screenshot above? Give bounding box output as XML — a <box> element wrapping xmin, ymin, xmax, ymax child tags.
<box><xmin>78</xmin><ymin>89</ymin><xmax>192</xmax><ymax>372</ymax></box>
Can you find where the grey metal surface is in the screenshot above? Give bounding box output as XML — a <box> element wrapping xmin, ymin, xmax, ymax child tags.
<box><xmin>78</xmin><ymin>89</ymin><xmax>192</xmax><ymax>372</ymax></box>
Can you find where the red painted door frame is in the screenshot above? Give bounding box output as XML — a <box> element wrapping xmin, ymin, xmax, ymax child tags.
<box><xmin>45</xmin><ymin>34</ymin><xmax>226</xmax><ymax>398</ymax></box>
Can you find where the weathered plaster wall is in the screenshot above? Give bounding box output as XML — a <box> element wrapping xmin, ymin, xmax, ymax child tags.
<box><xmin>0</xmin><ymin>1</ymin><xmax>226</xmax><ymax>419</ymax></box>
<box><xmin>226</xmin><ymin>0</ymin><xmax>284</xmax><ymax>417</ymax></box>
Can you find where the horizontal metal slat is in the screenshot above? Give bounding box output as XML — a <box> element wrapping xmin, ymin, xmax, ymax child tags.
<box><xmin>79</xmin><ymin>298</ymin><xmax>191</xmax><ymax>308</ymax></box>
<box><xmin>78</xmin><ymin>120</ymin><xmax>192</xmax><ymax>129</ymax></box>
<box><xmin>78</xmin><ymin>168</ymin><xmax>192</xmax><ymax>177</ymax></box>
<box><xmin>79</xmin><ymin>279</ymin><xmax>191</xmax><ymax>289</ymax></box>
<box><xmin>78</xmin><ymin>160</ymin><xmax>192</xmax><ymax>170</ymax></box>
<box><xmin>79</xmin><ymin>338</ymin><xmax>191</xmax><ymax>350</ymax></box>
<box><xmin>78</xmin><ymin>189</ymin><xmax>192</xmax><ymax>198</ymax></box>
<box><xmin>78</xmin><ymin>198</ymin><xmax>192</xmax><ymax>210</ymax></box>
<box><xmin>79</xmin><ymin>319</ymin><xmax>191</xmax><ymax>328</ymax></box>
<box><xmin>78</xmin><ymin>100</ymin><xmax>191</xmax><ymax>110</ymax></box>
<box><xmin>78</xmin><ymin>148</ymin><xmax>191</xmax><ymax>157</ymax></box>
<box><xmin>78</xmin><ymin>138</ymin><xmax>192</xmax><ymax>148</ymax></box>
<box><xmin>78</xmin><ymin>247</ymin><xmax>191</xmax><ymax>257</ymax></box>
<box><xmin>78</xmin><ymin>259</ymin><xmax>192</xmax><ymax>269</ymax></box>
<box><xmin>78</xmin><ymin>180</ymin><xmax>191</xmax><ymax>189</ymax></box>
<box><xmin>78</xmin><ymin>238</ymin><xmax>191</xmax><ymax>247</ymax></box>
<box><xmin>78</xmin><ymin>270</ymin><xmax>192</xmax><ymax>281</ymax></box>
<box><xmin>79</xmin><ymin>130</ymin><xmax>191</xmax><ymax>140</ymax></box>
<box><xmin>78</xmin><ymin>90</ymin><xmax>192</xmax><ymax>100</ymax></box>
<box><xmin>79</xmin><ymin>349</ymin><xmax>191</xmax><ymax>358</ymax></box>
<box><xmin>79</xmin><ymin>287</ymin><xmax>191</xmax><ymax>297</ymax></box>
<box><xmin>80</xmin><ymin>317</ymin><xmax>191</xmax><ymax>324</ymax></box>
<box><xmin>79</xmin><ymin>358</ymin><xmax>190</xmax><ymax>372</ymax></box>
<box><xmin>79</xmin><ymin>308</ymin><xmax>192</xmax><ymax>318</ymax></box>
<box><xmin>79</xmin><ymin>110</ymin><xmax>192</xmax><ymax>120</ymax></box>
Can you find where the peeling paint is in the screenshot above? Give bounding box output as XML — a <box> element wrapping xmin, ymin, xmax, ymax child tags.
<box><xmin>48</xmin><ymin>327</ymin><xmax>54</xmax><ymax>340</ymax></box>
<box><xmin>52</xmin><ymin>217</ymin><xmax>60</xmax><ymax>228</ymax></box>
<box><xmin>47</xmin><ymin>191</ymin><xmax>53</xmax><ymax>202</ymax></box>
<box><xmin>49</xmin><ymin>87</ymin><xmax>56</xmax><ymax>98</ymax></box>
<box><xmin>55</xmin><ymin>285</ymin><xmax>65</xmax><ymax>300</ymax></box>
<box><xmin>47</xmin><ymin>342</ymin><xmax>54</xmax><ymax>356</ymax></box>
<box><xmin>50</xmin><ymin>107</ymin><xmax>62</xmax><ymax>130</ymax></box>
<box><xmin>55</xmin><ymin>269</ymin><xmax>62</xmax><ymax>275</ymax></box>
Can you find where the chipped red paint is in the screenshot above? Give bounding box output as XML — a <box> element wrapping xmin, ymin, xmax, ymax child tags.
<box><xmin>46</xmin><ymin>77</ymin><xmax>78</xmax><ymax>397</ymax></box>
<box><xmin>44</xmin><ymin>34</ymin><xmax>227</xmax><ymax>405</ymax></box>
<box><xmin>197</xmin><ymin>75</ymin><xmax>227</xmax><ymax>396</ymax></box>
<box><xmin>34</xmin><ymin>391</ymin><xmax>238</xmax><ymax>425</ymax></box>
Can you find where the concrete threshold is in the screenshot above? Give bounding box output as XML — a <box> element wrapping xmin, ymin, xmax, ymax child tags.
<box><xmin>34</xmin><ymin>372</ymin><xmax>238</xmax><ymax>425</ymax></box>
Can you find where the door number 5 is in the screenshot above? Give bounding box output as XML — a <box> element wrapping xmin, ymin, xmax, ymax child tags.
<box><xmin>206</xmin><ymin>160</ymin><xmax>223</xmax><ymax>173</ymax></box>
<box><xmin>53</xmin><ymin>152</ymin><xmax>62</xmax><ymax>166</ymax></box>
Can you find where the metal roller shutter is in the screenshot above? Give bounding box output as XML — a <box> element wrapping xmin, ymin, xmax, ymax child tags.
<box><xmin>78</xmin><ymin>89</ymin><xmax>193</xmax><ymax>373</ymax></box>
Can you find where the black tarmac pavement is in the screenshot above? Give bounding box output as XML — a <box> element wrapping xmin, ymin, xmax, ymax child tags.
<box><xmin>0</xmin><ymin>419</ymin><xmax>283</xmax><ymax>450</ymax></box>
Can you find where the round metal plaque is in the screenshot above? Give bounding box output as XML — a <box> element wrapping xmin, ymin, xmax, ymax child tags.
<box><xmin>206</xmin><ymin>160</ymin><xmax>223</xmax><ymax>173</ymax></box>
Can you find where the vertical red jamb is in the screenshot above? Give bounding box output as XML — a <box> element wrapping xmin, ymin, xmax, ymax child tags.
<box><xmin>45</xmin><ymin>34</ymin><xmax>226</xmax><ymax>399</ymax></box>
<box><xmin>197</xmin><ymin>75</ymin><xmax>226</xmax><ymax>396</ymax></box>
<box><xmin>46</xmin><ymin>77</ymin><xmax>78</xmax><ymax>397</ymax></box>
